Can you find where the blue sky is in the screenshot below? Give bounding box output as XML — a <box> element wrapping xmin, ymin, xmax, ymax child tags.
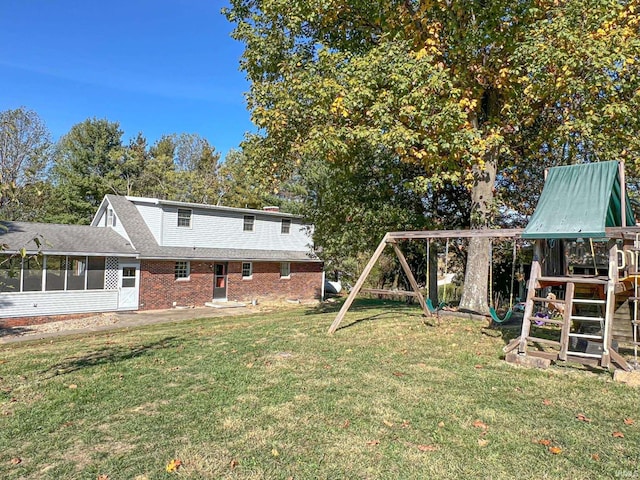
<box><xmin>0</xmin><ymin>0</ymin><xmax>253</xmax><ymax>159</ymax></box>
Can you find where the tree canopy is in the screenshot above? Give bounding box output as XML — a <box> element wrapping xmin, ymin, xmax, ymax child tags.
<box><xmin>226</xmin><ymin>0</ymin><xmax>640</xmax><ymax>312</ymax></box>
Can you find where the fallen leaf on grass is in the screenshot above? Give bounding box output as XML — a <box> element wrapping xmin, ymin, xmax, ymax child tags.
<box><xmin>549</xmin><ymin>446</ymin><xmax>562</xmax><ymax>455</ymax></box>
<box><xmin>166</xmin><ymin>459</ymin><xmax>182</xmax><ymax>473</ymax></box>
<box><xmin>537</xmin><ymin>439</ymin><xmax>552</xmax><ymax>446</ymax></box>
<box><xmin>392</xmin><ymin>371</ymin><xmax>405</xmax><ymax>377</ymax></box>
<box><xmin>576</xmin><ymin>413</ymin><xmax>592</xmax><ymax>423</ymax></box>
<box><xmin>591</xmin><ymin>453</ymin><xmax>600</xmax><ymax>461</ymax></box>
<box><xmin>366</xmin><ymin>440</ymin><xmax>380</xmax><ymax>446</ymax></box>
<box><xmin>383</xmin><ymin>419</ymin><xmax>394</xmax><ymax>427</ymax></box>
<box><xmin>10</xmin><ymin>457</ymin><xmax>21</xmax><ymax>465</ymax></box>
<box><xmin>474</xmin><ymin>364</ymin><xmax>483</xmax><ymax>369</ymax></box>
<box><xmin>68</xmin><ymin>384</ymin><xmax>77</xmax><ymax>389</ymax></box>
<box><xmin>542</xmin><ymin>399</ymin><xmax>552</xmax><ymax>406</ymax></box>
<box><xmin>271</xmin><ymin>448</ymin><xmax>279</xmax><ymax>457</ymax></box>
<box><xmin>417</xmin><ymin>444</ymin><xmax>438</xmax><ymax>452</ymax></box>
<box><xmin>246</xmin><ymin>362</ymin><xmax>254</xmax><ymax>368</ymax></box>
<box><xmin>612</xmin><ymin>431</ymin><xmax>625</xmax><ymax>438</ymax></box>
<box><xmin>341</xmin><ymin>419</ymin><xmax>350</xmax><ymax>428</ymax></box>
<box><xmin>97</xmin><ymin>475</ymin><xmax>110</xmax><ymax>480</ymax></box>
<box><xmin>624</xmin><ymin>418</ymin><xmax>634</xmax><ymax>425</ymax></box>
<box><xmin>230</xmin><ymin>459</ymin><xmax>239</xmax><ymax>469</ymax></box>
<box><xmin>401</xmin><ymin>420</ymin><xmax>411</xmax><ymax>428</ymax></box>
<box><xmin>478</xmin><ymin>439</ymin><xmax>489</xmax><ymax>447</ymax></box>
<box><xmin>437</xmin><ymin>421</ymin><xmax>445</xmax><ymax>428</ymax></box>
<box><xmin>473</xmin><ymin>420</ymin><xmax>488</xmax><ymax>430</ymax></box>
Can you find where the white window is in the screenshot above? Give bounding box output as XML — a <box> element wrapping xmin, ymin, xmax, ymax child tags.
<box><xmin>243</xmin><ymin>215</ymin><xmax>255</xmax><ymax>232</ymax></box>
<box><xmin>175</xmin><ymin>261</ymin><xmax>190</xmax><ymax>280</ymax></box>
<box><xmin>177</xmin><ymin>209</ymin><xmax>192</xmax><ymax>228</ymax></box>
<box><xmin>280</xmin><ymin>262</ymin><xmax>291</xmax><ymax>278</ymax></box>
<box><xmin>106</xmin><ymin>208</ymin><xmax>116</xmax><ymax>227</ymax></box>
<box><xmin>281</xmin><ymin>218</ymin><xmax>291</xmax><ymax>234</ymax></box>
<box><xmin>242</xmin><ymin>262</ymin><xmax>252</xmax><ymax>278</ymax></box>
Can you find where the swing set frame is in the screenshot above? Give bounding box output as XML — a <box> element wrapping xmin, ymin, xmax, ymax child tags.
<box><xmin>328</xmin><ymin>228</ymin><xmax>523</xmax><ymax>334</ymax></box>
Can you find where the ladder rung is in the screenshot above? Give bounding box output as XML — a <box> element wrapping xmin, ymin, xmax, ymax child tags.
<box><xmin>537</xmin><ymin>276</ymin><xmax>608</xmax><ymax>285</ymax></box>
<box><xmin>566</xmin><ymin>351</ymin><xmax>603</xmax><ymax>359</ymax></box>
<box><xmin>531</xmin><ymin>296</ymin><xmax>566</xmax><ymax>304</ymax></box>
<box><xmin>526</xmin><ymin>336</ymin><xmax>561</xmax><ymax>347</ymax></box>
<box><xmin>568</xmin><ymin>333</ymin><xmax>603</xmax><ymax>340</ymax></box>
<box><xmin>572</xmin><ymin>299</ymin><xmax>606</xmax><ymax>305</ymax></box>
<box><xmin>570</xmin><ymin>315</ymin><xmax>604</xmax><ymax>322</ymax></box>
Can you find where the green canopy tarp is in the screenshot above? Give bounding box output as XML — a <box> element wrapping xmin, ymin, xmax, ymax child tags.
<box><xmin>522</xmin><ymin>161</ymin><xmax>636</xmax><ymax>239</ymax></box>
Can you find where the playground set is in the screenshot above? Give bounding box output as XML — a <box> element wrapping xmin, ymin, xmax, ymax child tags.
<box><xmin>328</xmin><ymin>161</ymin><xmax>640</xmax><ymax>373</ymax></box>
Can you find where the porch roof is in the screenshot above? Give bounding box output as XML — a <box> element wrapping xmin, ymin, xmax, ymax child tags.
<box><xmin>0</xmin><ymin>221</ymin><xmax>138</xmax><ymax>257</ymax></box>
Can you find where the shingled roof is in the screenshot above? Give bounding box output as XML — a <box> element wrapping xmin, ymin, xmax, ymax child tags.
<box><xmin>104</xmin><ymin>195</ymin><xmax>319</xmax><ymax>262</ymax></box>
<box><xmin>0</xmin><ymin>221</ymin><xmax>137</xmax><ymax>257</ymax></box>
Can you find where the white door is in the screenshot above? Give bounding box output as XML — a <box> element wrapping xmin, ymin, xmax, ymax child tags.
<box><xmin>118</xmin><ymin>262</ymin><xmax>140</xmax><ymax>310</ymax></box>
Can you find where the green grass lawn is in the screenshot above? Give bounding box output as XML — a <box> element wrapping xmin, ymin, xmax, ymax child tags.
<box><xmin>1</xmin><ymin>299</ymin><xmax>638</xmax><ymax>479</ymax></box>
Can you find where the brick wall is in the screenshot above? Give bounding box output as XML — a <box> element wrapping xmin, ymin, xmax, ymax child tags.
<box><xmin>139</xmin><ymin>260</ymin><xmax>215</xmax><ymax>310</ymax></box>
<box><xmin>227</xmin><ymin>261</ymin><xmax>323</xmax><ymax>303</ymax></box>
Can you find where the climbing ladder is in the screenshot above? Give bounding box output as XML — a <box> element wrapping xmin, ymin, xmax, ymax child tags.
<box><xmin>505</xmin><ymin>241</ymin><xmax>632</xmax><ymax>371</ymax></box>
<box><xmin>627</xmin><ymin>234</ymin><xmax>640</xmax><ymax>369</ymax></box>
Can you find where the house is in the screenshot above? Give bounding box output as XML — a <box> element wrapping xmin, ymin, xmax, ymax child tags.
<box><xmin>0</xmin><ymin>195</ymin><xmax>323</xmax><ymax>327</ymax></box>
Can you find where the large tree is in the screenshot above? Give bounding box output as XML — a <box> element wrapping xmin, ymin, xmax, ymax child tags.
<box><xmin>0</xmin><ymin>107</ymin><xmax>52</xmax><ymax>218</ymax></box>
<box><xmin>226</xmin><ymin>0</ymin><xmax>640</xmax><ymax>313</ymax></box>
<box><xmin>50</xmin><ymin>118</ymin><xmax>126</xmax><ymax>224</ymax></box>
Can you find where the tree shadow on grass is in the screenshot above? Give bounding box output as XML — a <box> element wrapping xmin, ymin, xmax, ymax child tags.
<box><xmin>41</xmin><ymin>336</ymin><xmax>181</xmax><ymax>378</ymax></box>
<box><xmin>306</xmin><ymin>297</ymin><xmax>422</xmax><ymax>315</ymax></box>
<box><xmin>0</xmin><ymin>325</ymin><xmax>39</xmax><ymax>338</ymax></box>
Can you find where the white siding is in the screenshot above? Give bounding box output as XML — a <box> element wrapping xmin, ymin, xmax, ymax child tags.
<box><xmin>134</xmin><ymin>203</ymin><xmax>163</xmax><ymax>244</ymax></box>
<box><xmin>93</xmin><ymin>203</ymin><xmax>132</xmax><ymax>244</ymax></box>
<box><xmin>0</xmin><ymin>290</ymin><xmax>119</xmax><ymax>318</ymax></box>
<box><xmin>159</xmin><ymin>206</ymin><xmax>312</xmax><ymax>251</ymax></box>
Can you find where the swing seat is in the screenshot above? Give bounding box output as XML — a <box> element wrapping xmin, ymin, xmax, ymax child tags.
<box><xmin>426</xmin><ymin>298</ymin><xmax>447</xmax><ymax>313</ymax></box>
<box><xmin>489</xmin><ymin>306</ymin><xmax>513</xmax><ymax>324</ymax></box>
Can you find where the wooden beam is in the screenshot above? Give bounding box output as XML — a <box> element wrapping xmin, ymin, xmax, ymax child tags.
<box><xmin>387</xmin><ymin>226</ymin><xmax>640</xmax><ymax>241</ymax></box>
<box><xmin>519</xmin><ymin>241</ymin><xmax>542</xmax><ymax>353</ymax></box>
<box><xmin>503</xmin><ymin>337</ymin><xmax>521</xmax><ymax>353</ymax></box>
<box><xmin>386</xmin><ymin>228</ymin><xmax>523</xmax><ymax>240</ymax></box>
<box><xmin>602</xmin><ymin>240</ymin><xmax>618</xmax><ymax>369</ymax></box>
<box><xmin>391</xmin><ymin>242</ymin><xmax>430</xmax><ymax>317</ymax></box>
<box><xmin>609</xmin><ymin>349</ymin><xmax>632</xmax><ymax>372</ymax></box>
<box><xmin>328</xmin><ymin>235</ymin><xmax>390</xmax><ymax>334</ymax></box>
<box><xmin>559</xmin><ymin>282</ymin><xmax>574</xmax><ymax>361</ymax></box>
<box><xmin>361</xmin><ymin>288</ymin><xmax>417</xmax><ymax>297</ymax></box>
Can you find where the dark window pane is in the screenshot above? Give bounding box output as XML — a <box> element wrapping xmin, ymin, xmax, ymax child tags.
<box><xmin>87</xmin><ymin>257</ymin><xmax>105</xmax><ymax>290</ymax></box>
<box><xmin>122</xmin><ymin>266</ymin><xmax>136</xmax><ymax>287</ymax></box>
<box><xmin>45</xmin><ymin>256</ymin><xmax>65</xmax><ymax>291</ymax></box>
<box><xmin>67</xmin><ymin>256</ymin><xmax>86</xmax><ymax>290</ymax></box>
<box><xmin>23</xmin><ymin>256</ymin><xmax>43</xmax><ymax>291</ymax></box>
<box><xmin>0</xmin><ymin>255</ymin><xmax>21</xmax><ymax>292</ymax></box>
<box><xmin>177</xmin><ymin>209</ymin><xmax>192</xmax><ymax>227</ymax></box>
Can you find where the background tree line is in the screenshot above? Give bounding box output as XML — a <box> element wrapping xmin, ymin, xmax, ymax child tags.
<box><xmin>0</xmin><ymin>107</ymin><xmax>274</xmax><ymax>225</ymax></box>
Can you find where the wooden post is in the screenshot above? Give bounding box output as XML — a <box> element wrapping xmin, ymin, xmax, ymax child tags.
<box><xmin>391</xmin><ymin>242</ymin><xmax>430</xmax><ymax>317</ymax></box>
<box><xmin>558</xmin><ymin>282</ymin><xmax>574</xmax><ymax>361</ymax></box>
<box><xmin>602</xmin><ymin>240</ymin><xmax>618</xmax><ymax>368</ymax></box>
<box><xmin>519</xmin><ymin>240</ymin><xmax>543</xmax><ymax>353</ymax></box>
<box><xmin>328</xmin><ymin>234</ymin><xmax>390</xmax><ymax>334</ymax></box>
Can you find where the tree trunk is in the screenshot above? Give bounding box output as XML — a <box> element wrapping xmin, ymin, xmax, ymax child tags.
<box><xmin>458</xmin><ymin>157</ymin><xmax>497</xmax><ymax>314</ymax></box>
